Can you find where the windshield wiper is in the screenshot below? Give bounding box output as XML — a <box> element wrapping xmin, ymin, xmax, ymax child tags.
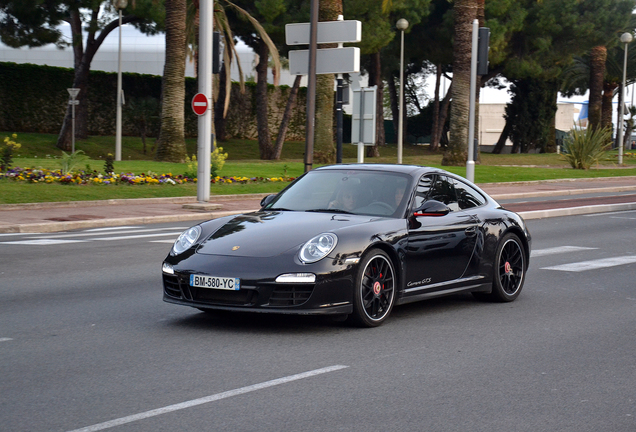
<box><xmin>306</xmin><ymin>208</ymin><xmax>354</xmax><ymax>214</ymax></box>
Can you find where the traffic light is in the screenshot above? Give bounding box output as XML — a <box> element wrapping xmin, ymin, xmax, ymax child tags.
<box><xmin>477</xmin><ymin>27</ymin><xmax>490</xmax><ymax>76</ymax></box>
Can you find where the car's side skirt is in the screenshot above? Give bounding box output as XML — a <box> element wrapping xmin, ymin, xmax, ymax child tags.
<box><xmin>396</xmin><ymin>279</ymin><xmax>491</xmax><ymax>306</ymax></box>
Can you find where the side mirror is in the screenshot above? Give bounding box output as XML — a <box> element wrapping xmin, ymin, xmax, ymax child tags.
<box><xmin>260</xmin><ymin>194</ymin><xmax>277</xmax><ymax>208</ymax></box>
<box><xmin>413</xmin><ymin>200</ymin><xmax>450</xmax><ymax>217</ymax></box>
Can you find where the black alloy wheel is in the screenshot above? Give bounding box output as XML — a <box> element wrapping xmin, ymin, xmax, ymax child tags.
<box><xmin>491</xmin><ymin>233</ymin><xmax>526</xmax><ymax>302</ymax></box>
<box><xmin>351</xmin><ymin>249</ymin><xmax>396</xmax><ymax>327</ymax></box>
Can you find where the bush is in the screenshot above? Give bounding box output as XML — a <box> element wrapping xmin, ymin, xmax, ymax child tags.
<box><xmin>183</xmin><ymin>147</ymin><xmax>229</xmax><ymax>179</ymax></box>
<box><xmin>59</xmin><ymin>150</ymin><xmax>90</xmax><ymax>174</ymax></box>
<box><xmin>1</xmin><ymin>133</ymin><xmax>21</xmax><ymax>172</ymax></box>
<box><xmin>562</xmin><ymin>127</ymin><xmax>611</xmax><ymax>169</ymax></box>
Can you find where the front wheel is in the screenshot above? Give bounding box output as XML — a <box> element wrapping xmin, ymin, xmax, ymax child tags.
<box><xmin>490</xmin><ymin>233</ymin><xmax>527</xmax><ymax>302</ymax></box>
<box><xmin>350</xmin><ymin>249</ymin><xmax>396</xmax><ymax>327</ymax></box>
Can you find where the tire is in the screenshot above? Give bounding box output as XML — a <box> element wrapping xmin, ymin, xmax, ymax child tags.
<box><xmin>490</xmin><ymin>233</ymin><xmax>527</xmax><ymax>302</ymax></box>
<box><xmin>350</xmin><ymin>249</ymin><xmax>397</xmax><ymax>327</ymax></box>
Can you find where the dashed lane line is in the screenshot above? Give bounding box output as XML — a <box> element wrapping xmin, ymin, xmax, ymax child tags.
<box><xmin>531</xmin><ymin>246</ymin><xmax>598</xmax><ymax>258</ymax></box>
<box><xmin>66</xmin><ymin>365</ymin><xmax>349</xmax><ymax>432</ymax></box>
<box><xmin>541</xmin><ymin>255</ymin><xmax>636</xmax><ymax>272</ymax></box>
<box><xmin>0</xmin><ymin>239</ymin><xmax>88</xmax><ymax>245</ymax></box>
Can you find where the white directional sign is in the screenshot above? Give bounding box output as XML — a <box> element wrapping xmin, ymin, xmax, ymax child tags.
<box><xmin>351</xmin><ymin>86</ymin><xmax>377</xmax><ymax>146</ymax></box>
<box><xmin>289</xmin><ymin>47</ymin><xmax>360</xmax><ymax>75</ymax></box>
<box><xmin>286</xmin><ymin>20</ymin><xmax>361</xmax><ymax>45</ymax></box>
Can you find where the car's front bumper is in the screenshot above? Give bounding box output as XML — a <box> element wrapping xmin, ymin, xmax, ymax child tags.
<box><xmin>162</xmin><ymin>253</ymin><xmax>356</xmax><ymax>315</ymax></box>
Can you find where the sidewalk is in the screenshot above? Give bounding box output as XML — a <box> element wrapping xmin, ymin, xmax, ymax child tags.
<box><xmin>1</xmin><ymin>176</ymin><xmax>636</xmax><ymax>233</ymax></box>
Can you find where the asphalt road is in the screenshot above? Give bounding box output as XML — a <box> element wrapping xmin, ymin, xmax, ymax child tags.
<box><xmin>1</xmin><ymin>214</ymin><xmax>635</xmax><ymax>432</ymax></box>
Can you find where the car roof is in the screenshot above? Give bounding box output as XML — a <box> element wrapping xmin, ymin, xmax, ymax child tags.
<box><xmin>314</xmin><ymin>164</ymin><xmax>444</xmax><ymax>176</ymax></box>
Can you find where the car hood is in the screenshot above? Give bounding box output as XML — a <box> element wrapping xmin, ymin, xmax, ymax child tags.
<box><xmin>196</xmin><ymin>210</ymin><xmax>381</xmax><ymax>258</ymax></box>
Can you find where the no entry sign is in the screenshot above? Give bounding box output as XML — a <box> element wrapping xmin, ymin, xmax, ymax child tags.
<box><xmin>192</xmin><ymin>93</ymin><xmax>209</xmax><ymax>116</ymax></box>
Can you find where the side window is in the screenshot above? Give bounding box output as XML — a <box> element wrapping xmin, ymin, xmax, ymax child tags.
<box><xmin>413</xmin><ymin>175</ymin><xmax>434</xmax><ymax>209</ymax></box>
<box><xmin>429</xmin><ymin>175</ymin><xmax>459</xmax><ymax>211</ymax></box>
<box><xmin>453</xmin><ymin>178</ymin><xmax>486</xmax><ymax>209</ymax></box>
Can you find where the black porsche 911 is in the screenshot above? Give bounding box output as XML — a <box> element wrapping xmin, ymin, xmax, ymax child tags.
<box><xmin>162</xmin><ymin>164</ymin><xmax>531</xmax><ymax>327</ymax></box>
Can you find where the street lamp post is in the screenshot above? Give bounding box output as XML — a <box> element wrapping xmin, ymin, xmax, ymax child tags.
<box><xmin>396</xmin><ymin>19</ymin><xmax>408</xmax><ymax>164</ymax></box>
<box><xmin>114</xmin><ymin>0</ymin><xmax>128</xmax><ymax>162</ymax></box>
<box><xmin>618</xmin><ymin>32</ymin><xmax>633</xmax><ymax>166</ymax></box>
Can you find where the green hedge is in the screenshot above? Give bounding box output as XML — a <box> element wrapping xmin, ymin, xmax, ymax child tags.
<box><xmin>0</xmin><ymin>62</ymin><xmax>306</xmax><ymax>140</ymax></box>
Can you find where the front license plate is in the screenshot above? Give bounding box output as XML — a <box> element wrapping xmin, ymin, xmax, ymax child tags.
<box><xmin>190</xmin><ymin>274</ymin><xmax>240</xmax><ymax>290</ymax></box>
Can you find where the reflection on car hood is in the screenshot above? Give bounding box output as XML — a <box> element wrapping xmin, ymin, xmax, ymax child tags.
<box><xmin>196</xmin><ymin>210</ymin><xmax>376</xmax><ymax>257</ymax></box>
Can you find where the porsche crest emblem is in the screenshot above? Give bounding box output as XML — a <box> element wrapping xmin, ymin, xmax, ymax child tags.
<box><xmin>232</xmin><ymin>246</ymin><xmax>240</xmax><ymax>251</ymax></box>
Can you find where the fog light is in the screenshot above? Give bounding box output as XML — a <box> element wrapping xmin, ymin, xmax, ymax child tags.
<box><xmin>275</xmin><ymin>273</ymin><xmax>316</xmax><ymax>283</ymax></box>
<box><xmin>162</xmin><ymin>262</ymin><xmax>174</xmax><ymax>275</ymax></box>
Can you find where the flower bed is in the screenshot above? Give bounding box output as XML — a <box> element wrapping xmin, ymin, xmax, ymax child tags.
<box><xmin>0</xmin><ymin>167</ymin><xmax>295</xmax><ymax>185</ymax></box>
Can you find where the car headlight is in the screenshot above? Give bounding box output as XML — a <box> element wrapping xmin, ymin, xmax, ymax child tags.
<box><xmin>171</xmin><ymin>225</ymin><xmax>202</xmax><ymax>255</ymax></box>
<box><xmin>299</xmin><ymin>233</ymin><xmax>337</xmax><ymax>264</ymax></box>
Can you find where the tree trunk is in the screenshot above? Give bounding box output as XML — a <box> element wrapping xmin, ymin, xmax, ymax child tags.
<box><xmin>273</xmin><ymin>75</ymin><xmax>302</xmax><ymax>160</ymax></box>
<box><xmin>56</xmin><ymin>9</ymin><xmax>138</xmax><ymax>151</ymax></box>
<box><xmin>588</xmin><ymin>45</ymin><xmax>607</xmax><ymax>131</ymax></box>
<box><xmin>314</xmin><ymin>74</ymin><xmax>336</xmax><ymax>162</ymax></box>
<box><xmin>367</xmin><ymin>51</ymin><xmax>384</xmax><ymax>158</ymax></box>
<box><xmin>388</xmin><ymin>74</ymin><xmax>399</xmax><ymax>144</ymax></box>
<box><xmin>430</xmin><ymin>65</ymin><xmax>442</xmax><ymax>151</ymax></box>
<box><xmin>602</xmin><ymin>81</ymin><xmax>617</xmax><ymax>131</ymax></box>
<box><xmin>443</xmin><ymin>0</ymin><xmax>477</xmax><ymax>166</ymax></box>
<box><xmin>491</xmin><ymin>120</ymin><xmax>511</xmax><ymax>154</ymax></box>
<box><xmin>214</xmin><ymin>62</ymin><xmax>228</xmax><ymax>142</ymax></box>
<box><xmin>433</xmin><ymin>82</ymin><xmax>452</xmax><ymax>151</ymax></box>
<box><xmin>255</xmin><ymin>39</ymin><xmax>274</xmax><ymax>159</ymax></box>
<box><xmin>617</xmin><ymin>82</ymin><xmax>625</xmax><ymax>149</ymax></box>
<box><xmin>155</xmin><ymin>0</ymin><xmax>187</xmax><ymax>162</ymax></box>
<box><xmin>313</xmin><ymin>0</ymin><xmax>342</xmax><ymax>163</ymax></box>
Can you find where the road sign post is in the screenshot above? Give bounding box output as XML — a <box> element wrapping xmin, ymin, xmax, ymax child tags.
<box><xmin>285</xmin><ymin>17</ymin><xmax>362</xmax><ymax>170</ymax></box>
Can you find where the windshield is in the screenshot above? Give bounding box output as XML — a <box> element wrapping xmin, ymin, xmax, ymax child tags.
<box><xmin>263</xmin><ymin>169</ymin><xmax>412</xmax><ymax>218</ymax></box>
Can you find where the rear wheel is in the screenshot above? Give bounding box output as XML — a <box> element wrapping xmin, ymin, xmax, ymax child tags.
<box><xmin>490</xmin><ymin>233</ymin><xmax>526</xmax><ymax>302</ymax></box>
<box><xmin>350</xmin><ymin>249</ymin><xmax>396</xmax><ymax>327</ymax></box>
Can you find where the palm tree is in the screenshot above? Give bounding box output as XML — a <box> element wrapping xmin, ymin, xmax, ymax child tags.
<box><xmin>442</xmin><ymin>0</ymin><xmax>478</xmax><ymax>166</ymax></box>
<box><xmin>155</xmin><ymin>0</ymin><xmax>280</xmax><ymax>161</ymax></box>
<box><xmin>155</xmin><ymin>0</ymin><xmax>188</xmax><ymax>162</ymax></box>
<box><xmin>312</xmin><ymin>0</ymin><xmax>343</xmax><ymax>163</ymax></box>
<box><xmin>588</xmin><ymin>45</ymin><xmax>607</xmax><ymax>131</ymax></box>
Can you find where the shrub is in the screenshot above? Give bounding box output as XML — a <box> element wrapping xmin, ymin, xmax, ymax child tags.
<box><xmin>59</xmin><ymin>150</ymin><xmax>90</xmax><ymax>174</ymax></box>
<box><xmin>104</xmin><ymin>153</ymin><xmax>115</xmax><ymax>174</ymax></box>
<box><xmin>1</xmin><ymin>133</ymin><xmax>21</xmax><ymax>172</ymax></box>
<box><xmin>183</xmin><ymin>147</ymin><xmax>229</xmax><ymax>179</ymax></box>
<box><xmin>562</xmin><ymin>127</ymin><xmax>611</xmax><ymax>169</ymax></box>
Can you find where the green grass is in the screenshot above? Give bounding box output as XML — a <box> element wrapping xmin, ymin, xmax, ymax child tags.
<box><xmin>3</xmin><ymin>131</ymin><xmax>636</xmax><ymax>204</ymax></box>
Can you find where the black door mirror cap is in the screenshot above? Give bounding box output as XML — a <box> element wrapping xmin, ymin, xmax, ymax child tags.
<box><xmin>413</xmin><ymin>200</ymin><xmax>451</xmax><ymax>217</ymax></box>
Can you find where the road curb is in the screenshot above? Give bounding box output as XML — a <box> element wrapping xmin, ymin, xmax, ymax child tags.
<box><xmin>0</xmin><ymin>210</ymin><xmax>252</xmax><ymax>233</ymax></box>
<box><xmin>0</xmin><ymin>193</ymin><xmax>271</xmax><ymax>211</ymax></box>
<box><xmin>519</xmin><ymin>202</ymin><xmax>636</xmax><ymax>220</ymax></box>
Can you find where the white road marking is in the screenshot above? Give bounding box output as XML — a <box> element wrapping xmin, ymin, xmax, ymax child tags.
<box><xmin>585</xmin><ymin>210</ymin><xmax>636</xmax><ymax>217</ymax></box>
<box><xmin>0</xmin><ymin>239</ymin><xmax>88</xmax><ymax>245</ymax></box>
<box><xmin>0</xmin><ymin>338</ymin><xmax>13</xmax><ymax>342</ymax></box>
<box><xmin>66</xmin><ymin>365</ymin><xmax>349</xmax><ymax>432</ymax></box>
<box><xmin>92</xmin><ymin>232</ymin><xmax>182</xmax><ymax>241</ymax></box>
<box><xmin>149</xmin><ymin>240</ymin><xmax>177</xmax><ymax>244</ymax></box>
<box><xmin>541</xmin><ymin>255</ymin><xmax>636</xmax><ymax>272</ymax></box>
<box><xmin>531</xmin><ymin>246</ymin><xmax>597</xmax><ymax>258</ymax></box>
<box><xmin>83</xmin><ymin>226</ymin><xmax>141</xmax><ymax>232</ymax></box>
<box><xmin>33</xmin><ymin>228</ymin><xmax>188</xmax><ymax>239</ymax></box>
